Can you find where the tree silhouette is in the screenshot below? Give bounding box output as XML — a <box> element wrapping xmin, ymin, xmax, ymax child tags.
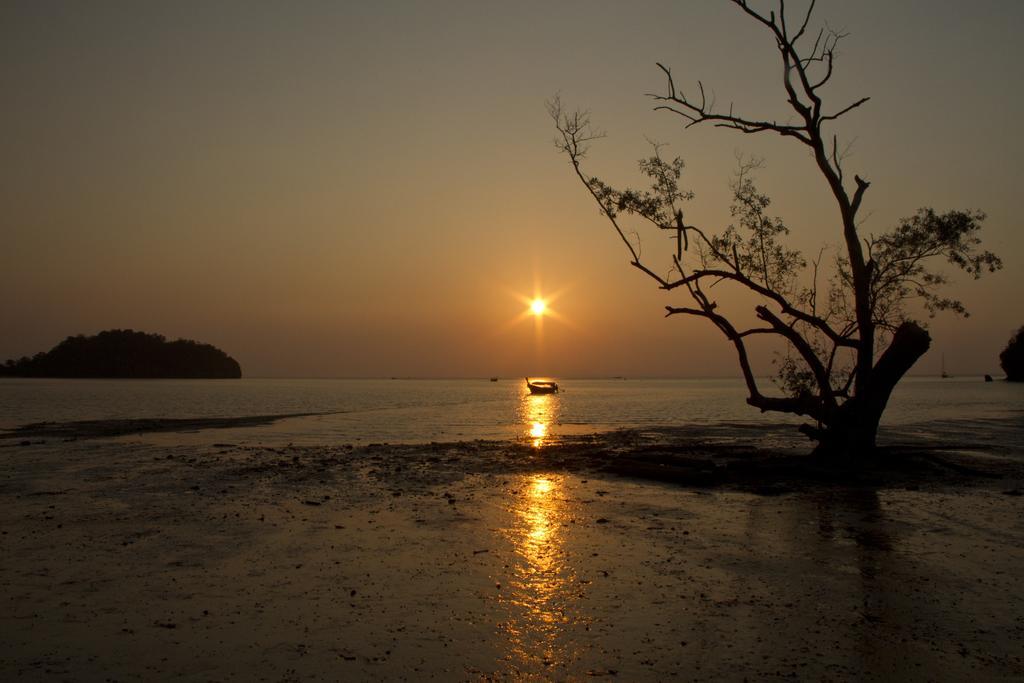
<box><xmin>1000</xmin><ymin>327</ymin><xmax>1024</xmax><ymax>382</ymax></box>
<box><xmin>550</xmin><ymin>0</ymin><xmax>1000</xmax><ymax>458</ymax></box>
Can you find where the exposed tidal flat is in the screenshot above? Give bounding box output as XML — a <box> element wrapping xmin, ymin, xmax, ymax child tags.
<box><xmin>1</xmin><ymin>379</ymin><xmax>1023</xmax><ymax>679</ymax></box>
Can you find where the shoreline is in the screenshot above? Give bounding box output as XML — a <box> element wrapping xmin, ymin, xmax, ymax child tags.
<box><xmin>2</xmin><ymin>425</ymin><xmax>1023</xmax><ymax>679</ymax></box>
<box><xmin>4</xmin><ymin>415</ymin><xmax>1023</xmax><ymax>494</ymax></box>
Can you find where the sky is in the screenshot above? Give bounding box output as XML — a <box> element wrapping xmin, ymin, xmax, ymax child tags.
<box><xmin>2</xmin><ymin>0</ymin><xmax>1022</xmax><ymax>378</ymax></box>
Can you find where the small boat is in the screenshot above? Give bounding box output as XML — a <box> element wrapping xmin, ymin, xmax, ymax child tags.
<box><xmin>489</xmin><ymin>377</ymin><xmax>498</xmax><ymax>382</ymax></box>
<box><xmin>526</xmin><ymin>377</ymin><xmax>558</xmax><ymax>394</ymax></box>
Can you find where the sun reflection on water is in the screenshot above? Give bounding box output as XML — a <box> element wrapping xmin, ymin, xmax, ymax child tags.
<box><xmin>501</xmin><ymin>473</ymin><xmax>584</xmax><ymax>672</ymax></box>
<box><xmin>529</xmin><ymin>421</ymin><xmax>547</xmax><ymax>447</ymax></box>
<box><xmin>519</xmin><ymin>386</ymin><xmax>559</xmax><ymax>448</ymax></box>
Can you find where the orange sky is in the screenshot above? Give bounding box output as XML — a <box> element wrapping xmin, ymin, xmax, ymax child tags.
<box><xmin>2</xmin><ymin>1</ymin><xmax>1021</xmax><ymax>378</ymax></box>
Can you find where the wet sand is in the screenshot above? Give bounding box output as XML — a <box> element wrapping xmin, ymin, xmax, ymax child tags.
<box><xmin>3</xmin><ymin>412</ymin><xmax>335</xmax><ymax>440</ymax></box>
<box><xmin>1</xmin><ymin>426</ymin><xmax>1023</xmax><ymax>680</ymax></box>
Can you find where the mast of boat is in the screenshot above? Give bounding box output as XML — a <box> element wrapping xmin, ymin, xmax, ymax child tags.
<box><xmin>941</xmin><ymin>353</ymin><xmax>949</xmax><ymax>379</ymax></box>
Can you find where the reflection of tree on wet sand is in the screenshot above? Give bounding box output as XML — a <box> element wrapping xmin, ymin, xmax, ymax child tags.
<box><xmin>499</xmin><ymin>474</ymin><xmax>588</xmax><ymax>675</ymax></box>
<box><xmin>682</xmin><ymin>487</ymin><xmax>965</xmax><ymax>679</ymax></box>
<box><xmin>779</xmin><ymin>489</ymin><xmax>906</xmax><ymax>677</ymax></box>
<box><xmin>800</xmin><ymin>488</ymin><xmax>1012</xmax><ymax>679</ymax></box>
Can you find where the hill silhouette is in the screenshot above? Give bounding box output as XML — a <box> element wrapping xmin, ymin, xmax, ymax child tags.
<box><xmin>0</xmin><ymin>330</ymin><xmax>241</xmax><ymax>379</ymax></box>
<box><xmin>1002</xmin><ymin>326</ymin><xmax>1024</xmax><ymax>382</ymax></box>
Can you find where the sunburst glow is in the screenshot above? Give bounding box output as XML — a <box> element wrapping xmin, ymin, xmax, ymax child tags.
<box><xmin>498</xmin><ymin>283</ymin><xmax>573</xmax><ymax>336</ymax></box>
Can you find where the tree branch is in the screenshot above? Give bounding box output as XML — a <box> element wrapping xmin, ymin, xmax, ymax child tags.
<box><xmin>662</xmin><ymin>268</ymin><xmax>858</xmax><ymax>348</ymax></box>
<box><xmin>649</xmin><ymin>63</ymin><xmax>813</xmax><ymax>145</ymax></box>
<box><xmin>821</xmin><ymin>97</ymin><xmax>871</xmax><ymax>123</ymax></box>
<box><xmin>755</xmin><ymin>304</ymin><xmax>837</xmax><ymax>412</ymax></box>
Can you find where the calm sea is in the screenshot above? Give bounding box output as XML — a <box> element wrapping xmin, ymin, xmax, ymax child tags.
<box><xmin>0</xmin><ymin>377</ymin><xmax>1020</xmax><ymax>449</ymax></box>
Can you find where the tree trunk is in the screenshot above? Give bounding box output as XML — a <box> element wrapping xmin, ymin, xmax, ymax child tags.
<box><xmin>811</xmin><ymin>322</ymin><xmax>931</xmax><ymax>459</ymax></box>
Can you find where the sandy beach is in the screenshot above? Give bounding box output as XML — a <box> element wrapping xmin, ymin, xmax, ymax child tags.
<box><xmin>2</xmin><ymin>422</ymin><xmax>1023</xmax><ymax>681</ymax></box>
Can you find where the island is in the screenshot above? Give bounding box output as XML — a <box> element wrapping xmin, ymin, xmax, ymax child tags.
<box><xmin>0</xmin><ymin>329</ymin><xmax>242</xmax><ymax>379</ymax></box>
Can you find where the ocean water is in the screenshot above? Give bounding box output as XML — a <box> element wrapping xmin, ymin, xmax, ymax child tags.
<box><xmin>0</xmin><ymin>376</ymin><xmax>1020</xmax><ymax>448</ymax></box>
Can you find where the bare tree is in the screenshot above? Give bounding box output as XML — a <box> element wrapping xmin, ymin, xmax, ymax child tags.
<box><xmin>550</xmin><ymin>0</ymin><xmax>1001</xmax><ymax>457</ymax></box>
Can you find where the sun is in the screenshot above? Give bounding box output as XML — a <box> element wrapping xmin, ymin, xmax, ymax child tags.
<box><xmin>499</xmin><ymin>287</ymin><xmax>571</xmax><ymax>333</ymax></box>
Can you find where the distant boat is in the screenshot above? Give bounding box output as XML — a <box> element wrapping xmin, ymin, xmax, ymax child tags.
<box><xmin>525</xmin><ymin>377</ymin><xmax>559</xmax><ymax>394</ymax></box>
<box><xmin>489</xmin><ymin>377</ymin><xmax>498</xmax><ymax>382</ymax></box>
<box><xmin>941</xmin><ymin>353</ymin><xmax>951</xmax><ymax>379</ymax></box>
